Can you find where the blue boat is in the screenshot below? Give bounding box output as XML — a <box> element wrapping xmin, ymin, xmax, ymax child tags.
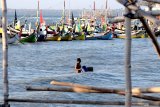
<box><xmin>86</xmin><ymin>32</ymin><xmax>113</xmax><ymax>40</ymax></box>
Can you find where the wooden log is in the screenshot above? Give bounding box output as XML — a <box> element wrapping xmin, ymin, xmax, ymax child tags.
<box><xmin>50</xmin><ymin>81</ymin><xmax>160</xmax><ymax>101</ymax></box>
<box><xmin>26</xmin><ymin>86</ymin><xmax>100</xmax><ymax>93</ymax></box>
<box><xmin>50</xmin><ymin>81</ymin><xmax>123</xmax><ymax>93</ymax></box>
<box><xmin>109</xmin><ymin>11</ymin><xmax>160</xmax><ymax>23</ymax></box>
<box><xmin>116</xmin><ymin>0</ymin><xmax>160</xmax><ymax>26</ymax></box>
<box><xmin>109</xmin><ymin>17</ymin><xmax>125</xmax><ymax>23</ymax></box>
<box><xmin>148</xmin><ymin>11</ymin><xmax>160</xmax><ymax>17</ymax></box>
<box><xmin>7</xmin><ymin>98</ymin><xmax>125</xmax><ymax>105</ymax></box>
<box><xmin>8</xmin><ymin>98</ymin><xmax>151</xmax><ymax>106</ymax></box>
<box><xmin>132</xmin><ymin>87</ymin><xmax>160</xmax><ymax>94</ymax></box>
<box><xmin>27</xmin><ymin>86</ymin><xmax>160</xmax><ymax>94</ymax></box>
<box><xmin>7</xmin><ymin>98</ymin><xmax>160</xmax><ymax>106</ymax></box>
<box><xmin>144</xmin><ymin>0</ymin><xmax>160</xmax><ymax>4</ymax></box>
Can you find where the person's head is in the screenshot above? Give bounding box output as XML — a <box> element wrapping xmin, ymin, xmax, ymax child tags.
<box><xmin>77</xmin><ymin>58</ymin><xmax>81</xmax><ymax>63</ymax></box>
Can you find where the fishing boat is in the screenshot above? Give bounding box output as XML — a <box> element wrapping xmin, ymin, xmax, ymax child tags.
<box><xmin>8</xmin><ymin>34</ymin><xmax>20</xmax><ymax>44</ymax></box>
<box><xmin>46</xmin><ymin>34</ymin><xmax>61</xmax><ymax>41</ymax></box>
<box><xmin>86</xmin><ymin>32</ymin><xmax>113</xmax><ymax>40</ymax></box>
<box><xmin>0</xmin><ymin>34</ymin><xmax>19</xmax><ymax>44</ymax></box>
<box><xmin>37</xmin><ymin>25</ymin><xmax>47</xmax><ymax>42</ymax></box>
<box><xmin>45</xmin><ymin>25</ymin><xmax>61</xmax><ymax>41</ymax></box>
<box><xmin>72</xmin><ymin>32</ymin><xmax>85</xmax><ymax>40</ymax></box>
<box><xmin>0</xmin><ymin>27</ymin><xmax>15</xmax><ymax>36</ymax></box>
<box><xmin>20</xmin><ymin>33</ymin><xmax>37</xmax><ymax>43</ymax></box>
<box><xmin>116</xmin><ymin>30</ymin><xmax>147</xmax><ymax>39</ymax></box>
<box><xmin>61</xmin><ymin>33</ymin><xmax>72</xmax><ymax>41</ymax></box>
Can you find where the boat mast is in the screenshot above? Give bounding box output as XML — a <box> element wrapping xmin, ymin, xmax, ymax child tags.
<box><xmin>36</xmin><ymin>0</ymin><xmax>40</xmax><ymax>25</ymax></box>
<box><xmin>93</xmin><ymin>0</ymin><xmax>96</xmax><ymax>19</ymax></box>
<box><xmin>105</xmin><ymin>0</ymin><xmax>108</xmax><ymax>25</ymax></box>
<box><xmin>69</xmin><ymin>0</ymin><xmax>71</xmax><ymax>25</ymax></box>
<box><xmin>63</xmin><ymin>0</ymin><xmax>66</xmax><ymax>24</ymax></box>
<box><xmin>14</xmin><ymin>10</ymin><xmax>17</xmax><ymax>26</ymax></box>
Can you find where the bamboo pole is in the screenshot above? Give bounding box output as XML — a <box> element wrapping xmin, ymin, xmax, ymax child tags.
<box><xmin>51</xmin><ymin>81</ymin><xmax>123</xmax><ymax>93</ymax></box>
<box><xmin>109</xmin><ymin>10</ymin><xmax>160</xmax><ymax>23</ymax></box>
<box><xmin>7</xmin><ymin>98</ymin><xmax>160</xmax><ymax>106</ymax></box>
<box><xmin>1</xmin><ymin>0</ymin><xmax>9</xmax><ymax>106</ymax></box>
<box><xmin>144</xmin><ymin>0</ymin><xmax>160</xmax><ymax>4</ymax></box>
<box><xmin>50</xmin><ymin>81</ymin><xmax>160</xmax><ymax>101</ymax></box>
<box><xmin>8</xmin><ymin>99</ymin><xmax>125</xmax><ymax>105</ymax></box>
<box><xmin>8</xmin><ymin>98</ymin><xmax>160</xmax><ymax>106</ymax></box>
<box><xmin>132</xmin><ymin>87</ymin><xmax>160</xmax><ymax>93</ymax></box>
<box><xmin>124</xmin><ymin>6</ymin><xmax>132</xmax><ymax>107</ymax></box>
<box><xmin>26</xmin><ymin>86</ymin><xmax>100</xmax><ymax>93</ymax></box>
<box><xmin>27</xmin><ymin>85</ymin><xmax>160</xmax><ymax>94</ymax></box>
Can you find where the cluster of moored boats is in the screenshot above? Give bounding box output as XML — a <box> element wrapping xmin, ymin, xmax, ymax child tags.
<box><xmin>0</xmin><ymin>22</ymin><xmax>160</xmax><ymax>44</ymax></box>
<box><xmin>0</xmin><ymin>12</ymin><xmax>160</xmax><ymax>44</ymax></box>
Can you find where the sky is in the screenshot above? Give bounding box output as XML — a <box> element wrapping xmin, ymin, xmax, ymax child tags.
<box><xmin>0</xmin><ymin>0</ymin><xmax>123</xmax><ymax>10</ymax></box>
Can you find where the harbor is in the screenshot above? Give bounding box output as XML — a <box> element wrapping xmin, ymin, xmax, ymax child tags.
<box><xmin>0</xmin><ymin>0</ymin><xmax>160</xmax><ymax>107</ymax></box>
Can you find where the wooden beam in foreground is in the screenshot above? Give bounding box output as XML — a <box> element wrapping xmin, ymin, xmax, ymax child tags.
<box><xmin>27</xmin><ymin>86</ymin><xmax>160</xmax><ymax>94</ymax></box>
<box><xmin>7</xmin><ymin>98</ymin><xmax>160</xmax><ymax>106</ymax></box>
<box><xmin>50</xmin><ymin>81</ymin><xmax>160</xmax><ymax>101</ymax></box>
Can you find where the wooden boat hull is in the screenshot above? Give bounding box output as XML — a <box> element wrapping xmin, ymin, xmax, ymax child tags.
<box><xmin>0</xmin><ymin>34</ymin><xmax>19</xmax><ymax>44</ymax></box>
<box><xmin>117</xmin><ymin>30</ymin><xmax>147</xmax><ymax>39</ymax></box>
<box><xmin>73</xmin><ymin>32</ymin><xmax>85</xmax><ymax>40</ymax></box>
<box><xmin>61</xmin><ymin>33</ymin><xmax>72</xmax><ymax>41</ymax></box>
<box><xmin>20</xmin><ymin>33</ymin><xmax>37</xmax><ymax>43</ymax></box>
<box><xmin>86</xmin><ymin>32</ymin><xmax>113</xmax><ymax>40</ymax></box>
<box><xmin>46</xmin><ymin>34</ymin><xmax>61</xmax><ymax>41</ymax></box>
<box><xmin>8</xmin><ymin>34</ymin><xmax>19</xmax><ymax>44</ymax></box>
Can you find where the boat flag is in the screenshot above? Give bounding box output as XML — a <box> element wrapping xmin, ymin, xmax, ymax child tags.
<box><xmin>71</xmin><ymin>12</ymin><xmax>75</xmax><ymax>27</ymax></box>
<box><xmin>40</xmin><ymin>10</ymin><xmax>45</xmax><ymax>26</ymax></box>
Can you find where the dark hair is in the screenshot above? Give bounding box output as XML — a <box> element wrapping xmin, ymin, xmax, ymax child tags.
<box><xmin>77</xmin><ymin>58</ymin><xmax>81</xmax><ymax>62</ymax></box>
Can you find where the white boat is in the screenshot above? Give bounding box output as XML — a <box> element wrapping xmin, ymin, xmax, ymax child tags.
<box><xmin>0</xmin><ymin>34</ymin><xmax>20</xmax><ymax>44</ymax></box>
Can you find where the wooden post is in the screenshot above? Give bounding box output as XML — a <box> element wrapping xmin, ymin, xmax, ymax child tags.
<box><xmin>1</xmin><ymin>0</ymin><xmax>9</xmax><ymax>107</ymax></box>
<box><xmin>124</xmin><ymin>7</ymin><xmax>132</xmax><ymax>107</ymax></box>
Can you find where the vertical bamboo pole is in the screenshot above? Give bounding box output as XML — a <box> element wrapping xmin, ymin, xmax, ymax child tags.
<box><xmin>1</xmin><ymin>0</ymin><xmax>9</xmax><ymax>106</ymax></box>
<box><xmin>63</xmin><ymin>0</ymin><xmax>66</xmax><ymax>24</ymax></box>
<box><xmin>105</xmin><ymin>0</ymin><xmax>107</xmax><ymax>21</ymax></box>
<box><xmin>124</xmin><ymin>7</ymin><xmax>132</xmax><ymax>107</ymax></box>
<box><xmin>36</xmin><ymin>0</ymin><xmax>39</xmax><ymax>24</ymax></box>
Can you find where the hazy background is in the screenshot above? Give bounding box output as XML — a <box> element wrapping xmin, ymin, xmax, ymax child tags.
<box><xmin>0</xmin><ymin>0</ymin><xmax>123</xmax><ymax>9</ymax></box>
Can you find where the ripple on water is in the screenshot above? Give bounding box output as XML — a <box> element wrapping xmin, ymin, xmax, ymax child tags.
<box><xmin>0</xmin><ymin>38</ymin><xmax>160</xmax><ymax>107</ymax></box>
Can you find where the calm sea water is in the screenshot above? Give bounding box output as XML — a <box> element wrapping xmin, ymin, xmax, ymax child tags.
<box><xmin>0</xmin><ymin>38</ymin><xmax>160</xmax><ymax>107</ymax></box>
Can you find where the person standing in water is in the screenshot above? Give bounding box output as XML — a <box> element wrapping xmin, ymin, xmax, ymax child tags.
<box><xmin>75</xmin><ymin>58</ymin><xmax>81</xmax><ymax>73</ymax></box>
